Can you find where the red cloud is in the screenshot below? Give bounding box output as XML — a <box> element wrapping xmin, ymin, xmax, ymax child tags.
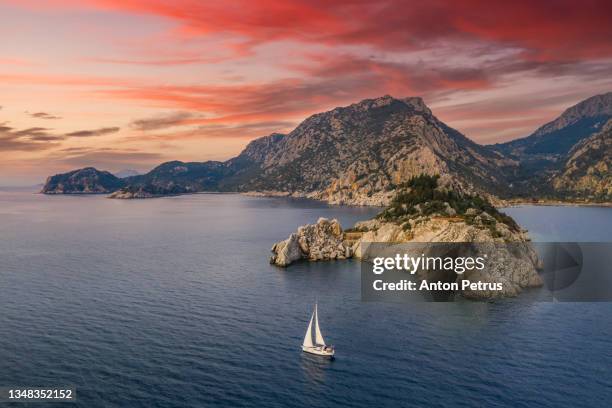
<box><xmin>22</xmin><ymin>0</ymin><xmax>610</xmax><ymax>62</ymax></box>
<box><xmin>3</xmin><ymin>0</ymin><xmax>611</xmax><ymax>145</ymax></box>
<box><xmin>92</xmin><ymin>55</ymin><xmax>494</xmax><ymax>127</ymax></box>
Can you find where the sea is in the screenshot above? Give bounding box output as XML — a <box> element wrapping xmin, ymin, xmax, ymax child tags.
<box><xmin>0</xmin><ymin>190</ymin><xmax>611</xmax><ymax>407</ymax></box>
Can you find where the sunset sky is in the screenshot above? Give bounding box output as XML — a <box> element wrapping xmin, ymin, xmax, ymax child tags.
<box><xmin>1</xmin><ymin>0</ymin><xmax>611</xmax><ymax>185</ymax></box>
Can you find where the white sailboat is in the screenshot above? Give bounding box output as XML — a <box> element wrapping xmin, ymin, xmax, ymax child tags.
<box><xmin>302</xmin><ymin>303</ymin><xmax>335</xmax><ymax>358</ymax></box>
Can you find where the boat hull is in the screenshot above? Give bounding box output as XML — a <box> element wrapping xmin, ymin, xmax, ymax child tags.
<box><xmin>302</xmin><ymin>345</ymin><xmax>335</xmax><ymax>358</ymax></box>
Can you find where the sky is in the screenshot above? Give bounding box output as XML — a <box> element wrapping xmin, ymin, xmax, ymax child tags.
<box><xmin>1</xmin><ymin>0</ymin><xmax>611</xmax><ymax>185</ymax></box>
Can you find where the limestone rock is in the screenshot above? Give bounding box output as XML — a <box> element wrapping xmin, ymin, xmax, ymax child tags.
<box><xmin>270</xmin><ymin>218</ymin><xmax>351</xmax><ymax>267</ymax></box>
<box><xmin>269</xmin><ymin>233</ymin><xmax>303</xmax><ymax>267</ymax></box>
<box><xmin>353</xmin><ymin>216</ymin><xmax>542</xmax><ymax>299</ymax></box>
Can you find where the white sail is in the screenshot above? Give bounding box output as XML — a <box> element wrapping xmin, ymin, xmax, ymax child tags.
<box><xmin>314</xmin><ymin>303</ymin><xmax>326</xmax><ymax>346</ymax></box>
<box><xmin>303</xmin><ymin>311</ymin><xmax>314</xmax><ymax>348</ymax></box>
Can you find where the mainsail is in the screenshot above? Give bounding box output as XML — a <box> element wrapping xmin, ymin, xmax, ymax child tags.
<box><xmin>303</xmin><ymin>311</ymin><xmax>314</xmax><ymax>348</ymax></box>
<box><xmin>314</xmin><ymin>303</ymin><xmax>326</xmax><ymax>346</ymax></box>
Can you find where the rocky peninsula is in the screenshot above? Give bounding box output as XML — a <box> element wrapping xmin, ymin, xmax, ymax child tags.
<box><xmin>41</xmin><ymin>167</ymin><xmax>126</xmax><ymax>194</ymax></box>
<box><xmin>270</xmin><ymin>175</ymin><xmax>543</xmax><ymax>300</ymax></box>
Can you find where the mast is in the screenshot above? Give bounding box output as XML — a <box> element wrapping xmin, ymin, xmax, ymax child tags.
<box><xmin>314</xmin><ymin>303</ymin><xmax>326</xmax><ymax>346</ymax></box>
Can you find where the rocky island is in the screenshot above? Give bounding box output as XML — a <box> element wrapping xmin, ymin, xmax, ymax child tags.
<box><xmin>270</xmin><ymin>175</ymin><xmax>543</xmax><ymax>300</ymax></box>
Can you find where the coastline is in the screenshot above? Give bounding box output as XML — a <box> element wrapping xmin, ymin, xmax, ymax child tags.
<box><xmin>501</xmin><ymin>200</ymin><xmax>612</xmax><ymax>208</ymax></box>
<box><xmin>35</xmin><ymin>188</ymin><xmax>612</xmax><ymax>208</ymax></box>
<box><xmin>243</xmin><ymin>191</ymin><xmax>612</xmax><ymax>209</ymax></box>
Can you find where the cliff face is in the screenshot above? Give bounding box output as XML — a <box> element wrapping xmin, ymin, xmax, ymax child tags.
<box><xmin>551</xmin><ymin>120</ymin><xmax>612</xmax><ymax>200</ymax></box>
<box><xmin>41</xmin><ymin>167</ymin><xmax>125</xmax><ymax>194</ymax></box>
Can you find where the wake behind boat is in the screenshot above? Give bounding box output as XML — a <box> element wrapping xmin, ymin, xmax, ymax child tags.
<box><xmin>302</xmin><ymin>303</ymin><xmax>335</xmax><ymax>358</ymax></box>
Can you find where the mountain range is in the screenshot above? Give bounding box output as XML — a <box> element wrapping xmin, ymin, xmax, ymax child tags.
<box><xmin>42</xmin><ymin>92</ymin><xmax>612</xmax><ymax>204</ymax></box>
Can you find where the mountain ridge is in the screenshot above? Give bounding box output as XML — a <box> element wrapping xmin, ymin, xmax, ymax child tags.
<box><xmin>225</xmin><ymin>95</ymin><xmax>515</xmax><ymax>204</ymax></box>
<box><xmin>41</xmin><ymin>93</ymin><xmax>611</xmax><ymax>204</ymax></box>
<box><xmin>493</xmin><ymin>92</ymin><xmax>612</xmax><ymax>157</ymax></box>
<box><xmin>551</xmin><ymin>119</ymin><xmax>612</xmax><ymax>199</ymax></box>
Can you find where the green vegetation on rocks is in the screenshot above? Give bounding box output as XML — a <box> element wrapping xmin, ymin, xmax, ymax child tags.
<box><xmin>378</xmin><ymin>174</ymin><xmax>520</xmax><ymax>234</ymax></box>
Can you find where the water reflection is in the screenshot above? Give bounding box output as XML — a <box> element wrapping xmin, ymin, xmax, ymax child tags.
<box><xmin>300</xmin><ymin>353</ymin><xmax>333</xmax><ymax>384</ymax></box>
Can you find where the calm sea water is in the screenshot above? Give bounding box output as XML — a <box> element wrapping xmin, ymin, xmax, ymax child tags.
<box><xmin>0</xmin><ymin>192</ymin><xmax>611</xmax><ymax>408</ymax></box>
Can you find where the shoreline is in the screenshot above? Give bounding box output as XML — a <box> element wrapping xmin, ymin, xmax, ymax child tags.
<box><xmin>25</xmin><ymin>189</ymin><xmax>612</xmax><ymax>208</ymax></box>
<box><xmin>501</xmin><ymin>200</ymin><xmax>612</xmax><ymax>208</ymax></box>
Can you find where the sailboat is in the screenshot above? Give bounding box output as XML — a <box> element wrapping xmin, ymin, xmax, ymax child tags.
<box><xmin>302</xmin><ymin>303</ymin><xmax>335</xmax><ymax>358</ymax></box>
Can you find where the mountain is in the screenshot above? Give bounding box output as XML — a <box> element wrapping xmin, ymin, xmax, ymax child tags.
<box><xmin>114</xmin><ymin>169</ymin><xmax>140</xmax><ymax>178</ymax></box>
<box><xmin>231</xmin><ymin>96</ymin><xmax>513</xmax><ymax>204</ymax></box>
<box><xmin>41</xmin><ymin>93</ymin><xmax>611</xmax><ymax>204</ymax></box>
<box><xmin>104</xmin><ymin>96</ymin><xmax>514</xmax><ymax>204</ymax></box>
<box><xmin>488</xmin><ymin>92</ymin><xmax>612</xmax><ymax>199</ymax></box>
<box><xmin>493</xmin><ymin>92</ymin><xmax>612</xmax><ymax>160</ymax></box>
<box><xmin>551</xmin><ymin>119</ymin><xmax>611</xmax><ymax>200</ymax></box>
<box><xmin>41</xmin><ymin>167</ymin><xmax>126</xmax><ymax>194</ymax></box>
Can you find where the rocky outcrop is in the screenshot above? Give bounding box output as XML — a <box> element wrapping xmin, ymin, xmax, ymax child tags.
<box><xmin>271</xmin><ymin>175</ymin><xmax>543</xmax><ymax>299</ymax></box>
<box><xmin>353</xmin><ymin>175</ymin><xmax>542</xmax><ymax>298</ymax></box>
<box><xmin>271</xmin><ymin>214</ymin><xmax>542</xmax><ymax>299</ymax></box>
<box><xmin>352</xmin><ymin>217</ymin><xmax>542</xmax><ymax>300</ymax></box>
<box><xmin>270</xmin><ymin>233</ymin><xmax>304</xmax><ymax>267</ymax></box>
<box><xmin>270</xmin><ymin>218</ymin><xmax>351</xmax><ymax>266</ymax></box>
<box><xmin>41</xmin><ymin>167</ymin><xmax>125</xmax><ymax>194</ymax></box>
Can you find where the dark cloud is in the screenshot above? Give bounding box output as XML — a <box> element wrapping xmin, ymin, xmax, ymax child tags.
<box><xmin>0</xmin><ymin>123</ymin><xmax>124</xmax><ymax>152</ymax></box>
<box><xmin>65</xmin><ymin>127</ymin><xmax>120</xmax><ymax>137</ymax></box>
<box><xmin>13</xmin><ymin>127</ymin><xmax>53</xmax><ymax>137</ymax></box>
<box><xmin>130</xmin><ymin>111</ymin><xmax>195</xmax><ymax>131</ymax></box>
<box><xmin>28</xmin><ymin>112</ymin><xmax>62</xmax><ymax>120</ymax></box>
<box><xmin>0</xmin><ymin>125</ymin><xmax>62</xmax><ymax>152</ymax></box>
<box><xmin>76</xmin><ymin>0</ymin><xmax>612</xmax><ymax>62</ymax></box>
